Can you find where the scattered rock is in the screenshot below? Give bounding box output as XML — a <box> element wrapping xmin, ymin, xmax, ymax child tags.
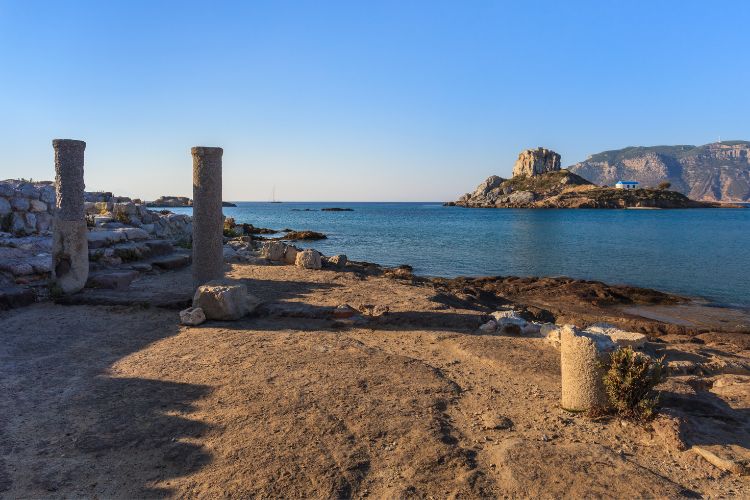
<box><xmin>283</xmin><ymin>246</ymin><xmax>299</xmax><ymax>265</ymax></box>
<box><xmin>326</xmin><ymin>254</ymin><xmax>348</xmax><ymax>268</ymax></box>
<box><xmin>692</xmin><ymin>446</ymin><xmax>748</xmax><ymax>475</ymax></box>
<box><xmin>0</xmin><ymin>285</ymin><xmax>36</xmax><ymax>310</ymax></box>
<box><xmin>261</xmin><ymin>241</ymin><xmax>286</xmax><ymax>261</ymax></box>
<box><xmin>193</xmin><ymin>281</ymin><xmax>260</xmax><ymax>320</ymax></box>
<box><xmin>86</xmin><ymin>270</ymin><xmax>138</xmax><ymax>291</ymax></box>
<box><xmin>332</xmin><ymin>304</ymin><xmax>359</xmax><ymax>319</ymax></box>
<box><xmin>180</xmin><ymin>306</ymin><xmax>207</xmax><ymax>326</ymax></box>
<box><xmin>651</xmin><ymin>413</ymin><xmax>688</xmax><ymax>452</ymax></box>
<box><xmin>151</xmin><ymin>254</ymin><xmax>191</xmax><ymax>270</ymax></box>
<box><xmin>295</xmin><ymin>249</ymin><xmax>322</xmax><ymax>270</ymax></box>
<box><xmin>478</xmin><ymin>320</ymin><xmax>497</xmax><ymax>333</ymax></box>
<box><xmin>482</xmin><ymin>414</ymin><xmax>514</xmax><ymax>430</ymax></box>
<box><xmin>282</xmin><ymin>231</ymin><xmax>327</xmax><ymax>241</ymax></box>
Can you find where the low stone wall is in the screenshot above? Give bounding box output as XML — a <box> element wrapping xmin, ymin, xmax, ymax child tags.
<box><xmin>0</xmin><ymin>180</ymin><xmax>56</xmax><ymax>235</ymax></box>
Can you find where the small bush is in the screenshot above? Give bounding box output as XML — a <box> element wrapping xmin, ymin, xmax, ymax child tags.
<box><xmin>658</xmin><ymin>181</ymin><xmax>672</xmax><ymax>190</ymax></box>
<box><xmin>603</xmin><ymin>347</ymin><xmax>666</xmax><ymax>421</ymax></box>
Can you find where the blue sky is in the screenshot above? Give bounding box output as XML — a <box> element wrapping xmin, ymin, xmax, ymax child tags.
<box><xmin>1</xmin><ymin>0</ymin><xmax>748</xmax><ymax>201</ymax></box>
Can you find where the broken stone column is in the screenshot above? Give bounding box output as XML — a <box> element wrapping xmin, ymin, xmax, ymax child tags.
<box><xmin>191</xmin><ymin>147</ymin><xmax>224</xmax><ymax>287</ymax></box>
<box><xmin>52</xmin><ymin>139</ymin><xmax>89</xmax><ymax>293</ymax></box>
<box><xmin>560</xmin><ymin>326</ymin><xmax>615</xmax><ymax>412</ymax></box>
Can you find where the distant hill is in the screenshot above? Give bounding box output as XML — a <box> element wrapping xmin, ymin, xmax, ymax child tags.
<box><xmin>568</xmin><ymin>141</ymin><xmax>750</xmax><ymax>202</ymax></box>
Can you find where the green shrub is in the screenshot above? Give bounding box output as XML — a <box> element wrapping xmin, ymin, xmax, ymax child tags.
<box><xmin>603</xmin><ymin>347</ymin><xmax>666</xmax><ymax>421</ymax></box>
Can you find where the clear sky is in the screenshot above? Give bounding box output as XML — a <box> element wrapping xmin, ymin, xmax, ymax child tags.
<box><xmin>1</xmin><ymin>1</ymin><xmax>748</xmax><ymax>201</ymax></box>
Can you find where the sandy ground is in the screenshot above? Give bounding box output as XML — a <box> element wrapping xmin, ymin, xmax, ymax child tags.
<box><xmin>1</xmin><ymin>263</ymin><xmax>749</xmax><ymax>498</ymax></box>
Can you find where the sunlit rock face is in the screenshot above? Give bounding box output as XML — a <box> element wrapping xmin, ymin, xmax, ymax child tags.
<box><xmin>512</xmin><ymin>147</ymin><xmax>562</xmax><ymax>178</ymax></box>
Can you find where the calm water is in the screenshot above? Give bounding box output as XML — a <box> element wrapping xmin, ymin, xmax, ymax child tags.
<box><xmin>166</xmin><ymin>203</ymin><xmax>750</xmax><ymax>307</ymax></box>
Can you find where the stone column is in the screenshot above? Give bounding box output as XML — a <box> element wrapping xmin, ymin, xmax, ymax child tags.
<box><xmin>191</xmin><ymin>146</ymin><xmax>224</xmax><ymax>288</ymax></box>
<box><xmin>52</xmin><ymin>139</ymin><xmax>89</xmax><ymax>293</ymax></box>
<box><xmin>560</xmin><ymin>326</ymin><xmax>614</xmax><ymax>412</ymax></box>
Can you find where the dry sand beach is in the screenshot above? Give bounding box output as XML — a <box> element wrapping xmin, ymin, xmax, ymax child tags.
<box><xmin>1</xmin><ymin>260</ymin><xmax>749</xmax><ymax>498</ymax></box>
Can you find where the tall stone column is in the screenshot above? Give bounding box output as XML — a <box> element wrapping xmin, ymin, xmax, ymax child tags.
<box><xmin>191</xmin><ymin>146</ymin><xmax>224</xmax><ymax>288</ymax></box>
<box><xmin>52</xmin><ymin>139</ymin><xmax>89</xmax><ymax>293</ymax></box>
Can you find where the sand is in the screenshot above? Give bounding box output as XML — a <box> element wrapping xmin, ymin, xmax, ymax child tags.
<box><xmin>0</xmin><ymin>263</ymin><xmax>748</xmax><ymax>498</ymax></box>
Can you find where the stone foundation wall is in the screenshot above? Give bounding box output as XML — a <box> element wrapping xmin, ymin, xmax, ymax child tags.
<box><xmin>0</xmin><ymin>181</ymin><xmax>56</xmax><ymax>235</ymax></box>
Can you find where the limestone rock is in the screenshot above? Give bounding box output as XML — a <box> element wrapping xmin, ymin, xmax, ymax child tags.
<box><xmin>585</xmin><ymin>323</ymin><xmax>647</xmax><ymax>349</ymax></box>
<box><xmin>192</xmin><ymin>281</ymin><xmax>259</xmax><ymax>321</ymax></box>
<box><xmin>87</xmin><ymin>230</ymin><xmax>127</xmax><ymax>248</ymax></box>
<box><xmin>471</xmin><ymin>175</ymin><xmax>504</xmax><ymax>199</ymax></box>
<box><xmin>326</xmin><ymin>254</ymin><xmax>348</xmax><ymax>268</ymax></box>
<box><xmin>10</xmin><ymin>197</ymin><xmax>30</xmax><ymax>211</ymax></box>
<box><xmin>283</xmin><ymin>245</ymin><xmax>299</xmax><ymax>265</ymax></box>
<box><xmin>86</xmin><ymin>270</ymin><xmax>138</xmax><ymax>291</ymax></box>
<box><xmin>261</xmin><ymin>241</ymin><xmax>286</xmax><ymax>261</ymax></box>
<box><xmin>180</xmin><ymin>306</ymin><xmax>206</xmax><ymax>326</ymax></box>
<box><xmin>512</xmin><ymin>147</ymin><xmax>561</xmax><ymax>177</ymax></box>
<box><xmin>478</xmin><ymin>320</ymin><xmax>497</xmax><ymax>333</ymax></box>
<box><xmin>29</xmin><ymin>199</ymin><xmax>47</xmax><ymax>212</ymax></box>
<box><xmin>507</xmin><ymin>191</ymin><xmax>536</xmax><ymax>204</ymax></box>
<box><xmin>295</xmin><ymin>249</ymin><xmax>322</xmax><ymax>269</ymax></box>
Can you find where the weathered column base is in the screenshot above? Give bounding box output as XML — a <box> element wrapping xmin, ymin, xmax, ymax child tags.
<box><xmin>52</xmin><ymin>218</ymin><xmax>89</xmax><ymax>293</ymax></box>
<box><xmin>560</xmin><ymin>326</ymin><xmax>615</xmax><ymax>412</ymax></box>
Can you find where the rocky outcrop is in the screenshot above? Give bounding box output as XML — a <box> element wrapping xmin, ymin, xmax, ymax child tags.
<box><xmin>451</xmin><ymin>169</ymin><xmax>722</xmax><ymax>209</ymax></box>
<box><xmin>146</xmin><ymin>196</ymin><xmax>192</xmax><ymax>207</ymax></box>
<box><xmin>568</xmin><ymin>141</ymin><xmax>750</xmax><ymax>202</ymax></box>
<box><xmin>512</xmin><ymin>147</ymin><xmax>561</xmax><ymax>177</ymax></box>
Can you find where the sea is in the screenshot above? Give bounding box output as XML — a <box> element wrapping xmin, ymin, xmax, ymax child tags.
<box><xmin>163</xmin><ymin>202</ymin><xmax>750</xmax><ymax>307</ymax></box>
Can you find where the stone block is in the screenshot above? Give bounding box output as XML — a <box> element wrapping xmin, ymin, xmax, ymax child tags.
<box><xmin>192</xmin><ymin>281</ymin><xmax>259</xmax><ymax>320</ymax></box>
<box><xmin>87</xmin><ymin>230</ymin><xmax>126</xmax><ymax>248</ymax></box>
<box><xmin>295</xmin><ymin>249</ymin><xmax>322</xmax><ymax>269</ymax></box>
<box><xmin>10</xmin><ymin>197</ymin><xmax>30</xmax><ymax>211</ymax></box>
<box><xmin>0</xmin><ymin>197</ymin><xmax>11</xmax><ymax>215</ymax></box>
<box><xmin>180</xmin><ymin>306</ymin><xmax>206</xmax><ymax>326</ymax></box>
<box><xmin>261</xmin><ymin>241</ymin><xmax>286</xmax><ymax>261</ymax></box>
<box><xmin>283</xmin><ymin>245</ymin><xmax>299</xmax><ymax>265</ymax></box>
<box><xmin>86</xmin><ymin>270</ymin><xmax>138</xmax><ymax>290</ymax></box>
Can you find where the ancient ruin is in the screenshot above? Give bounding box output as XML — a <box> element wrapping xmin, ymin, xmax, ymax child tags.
<box><xmin>51</xmin><ymin>139</ymin><xmax>89</xmax><ymax>293</ymax></box>
<box><xmin>560</xmin><ymin>326</ymin><xmax>614</xmax><ymax>412</ymax></box>
<box><xmin>191</xmin><ymin>146</ymin><xmax>224</xmax><ymax>287</ymax></box>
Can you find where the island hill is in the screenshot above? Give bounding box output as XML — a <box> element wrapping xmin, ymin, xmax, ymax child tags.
<box><xmin>448</xmin><ymin>147</ymin><xmax>733</xmax><ymax>209</ymax></box>
<box><xmin>147</xmin><ymin>195</ymin><xmax>237</xmax><ymax>208</ymax></box>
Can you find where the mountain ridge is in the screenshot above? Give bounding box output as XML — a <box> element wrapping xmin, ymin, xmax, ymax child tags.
<box><xmin>568</xmin><ymin>141</ymin><xmax>750</xmax><ymax>202</ymax></box>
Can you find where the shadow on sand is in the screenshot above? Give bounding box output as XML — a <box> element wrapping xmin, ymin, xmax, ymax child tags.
<box><xmin>0</xmin><ymin>304</ymin><xmax>211</xmax><ymax>497</ymax></box>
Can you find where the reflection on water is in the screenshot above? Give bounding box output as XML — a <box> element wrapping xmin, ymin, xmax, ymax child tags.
<box><xmin>165</xmin><ymin>203</ymin><xmax>750</xmax><ymax>306</ymax></box>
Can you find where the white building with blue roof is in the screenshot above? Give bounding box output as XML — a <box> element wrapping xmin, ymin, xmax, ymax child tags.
<box><xmin>615</xmin><ymin>180</ymin><xmax>640</xmax><ymax>190</ymax></box>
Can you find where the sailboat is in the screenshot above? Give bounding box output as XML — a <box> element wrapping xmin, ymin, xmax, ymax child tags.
<box><xmin>270</xmin><ymin>185</ymin><xmax>282</xmax><ymax>203</ymax></box>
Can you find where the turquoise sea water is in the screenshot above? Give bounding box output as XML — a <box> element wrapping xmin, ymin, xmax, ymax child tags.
<box><xmin>165</xmin><ymin>203</ymin><xmax>750</xmax><ymax>307</ymax></box>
